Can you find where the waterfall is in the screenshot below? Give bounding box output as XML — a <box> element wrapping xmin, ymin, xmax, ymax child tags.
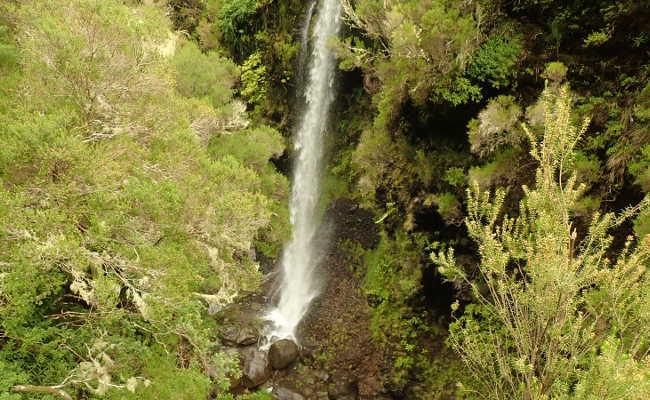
<box><xmin>266</xmin><ymin>0</ymin><xmax>342</xmax><ymax>342</ymax></box>
<box><xmin>295</xmin><ymin>0</ymin><xmax>316</xmax><ymax>94</ymax></box>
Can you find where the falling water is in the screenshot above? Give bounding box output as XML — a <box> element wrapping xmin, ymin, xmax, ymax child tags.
<box><xmin>266</xmin><ymin>0</ymin><xmax>341</xmax><ymax>342</ymax></box>
<box><xmin>295</xmin><ymin>0</ymin><xmax>317</xmax><ymax>93</ymax></box>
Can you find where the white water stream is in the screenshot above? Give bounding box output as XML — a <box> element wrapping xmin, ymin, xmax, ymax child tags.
<box><xmin>266</xmin><ymin>0</ymin><xmax>341</xmax><ymax>342</ymax></box>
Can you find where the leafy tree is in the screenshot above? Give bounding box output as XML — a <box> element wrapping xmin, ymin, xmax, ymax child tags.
<box><xmin>338</xmin><ymin>0</ymin><xmax>483</xmax><ymax>124</ymax></box>
<box><xmin>435</xmin><ymin>86</ymin><xmax>650</xmax><ymax>399</ymax></box>
<box><xmin>172</xmin><ymin>40</ymin><xmax>240</xmax><ymax>108</ymax></box>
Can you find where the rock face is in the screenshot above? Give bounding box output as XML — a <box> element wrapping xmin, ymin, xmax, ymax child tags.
<box><xmin>272</xmin><ymin>386</ymin><xmax>305</xmax><ymax>400</ymax></box>
<box><xmin>240</xmin><ymin>347</ymin><xmax>271</xmax><ymax>388</ymax></box>
<box><xmin>269</xmin><ymin>339</ymin><xmax>299</xmax><ymax>370</ymax></box>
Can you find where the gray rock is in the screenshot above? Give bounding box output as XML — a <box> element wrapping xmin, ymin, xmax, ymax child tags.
<box><xmin>235</xmin><ymin>325</ymin><xmax>259</xmax><ymax>345</ymax></box>
<box><xmin>240</xmin><ymin>347</ymin><xmax>271</xmax><ymax>388</ymax></box>
<box><xmin>273</xmin><ymin>386</ymin><xmax>305</xmax><ymax>400</ymax></box>
<box><xmin>269</xmin><ymin>339</ymin><xmax>299</xmax><ymax>370</ymax></box>
<box><xmin>221</xmin><ymin>324</ymin><xmax>260</xmax><ymax>346</ymax></box>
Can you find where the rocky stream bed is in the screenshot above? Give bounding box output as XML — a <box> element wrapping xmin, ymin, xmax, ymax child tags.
<box><xmin>212</xmin><ymin>198</ymin><xmax>397</xmax><ymax>399</ymax></box>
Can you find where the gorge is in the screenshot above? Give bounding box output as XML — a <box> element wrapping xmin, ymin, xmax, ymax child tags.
<box><xmin>1</xmin><ymin>0</ymin><xmax>649</xmax><ymax>399</ymax></box>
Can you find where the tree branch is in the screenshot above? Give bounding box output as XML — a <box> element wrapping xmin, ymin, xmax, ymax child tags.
<box><xmin>12</xmin><ymin>385</ymin><xmax>73</xmax><ymax>400</ymax></box>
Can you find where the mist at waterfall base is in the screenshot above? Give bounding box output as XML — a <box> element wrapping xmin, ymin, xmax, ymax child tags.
<box><xmin>265</xmin><ymin>0</ymin><xmax>341</xmax><ymax>344</ymax></box>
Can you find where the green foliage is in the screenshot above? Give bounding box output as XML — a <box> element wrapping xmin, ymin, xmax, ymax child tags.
<box><xmin>444</xmin><ymin>167</ymin><xmax>467</xmax><ymax>188</ymax></box>
<box><xmin>217</xmin><ymin>0</ymin><xmax>260</xmax><ymax>51</ymax></box>
<box><xmin>542</xmin><ymin>61</ymin><xmax>568</xmax><ymax>83</ymax></box>
<box><xmin>209</xmin><ymin>125</ymin><xmax>284</xmax><ymax>171</ymax></box>
<box><xmin>0</xmin><ymin>25</ymin><xmax>18</xmax><ymax>72</ymax></box>
<box><xmin>172</xmin><ymin>41</ymin><xmax>240</xmax><ymax>108</ymax></box>
<box><xmin>236</xmin><ymin>392</ymin><xmax>274</xmax><ymax>400</ymax></box>
<box><xmin>467</xmin><ymin>35</ymin><xmax>523</xmax><ymax>89</ymax></box>
<box><xmin>571</xmin><ymin>194</ymin><xmax>601</xmax><ymax>217</ymax></box>
<box><xmin>340</xmin><ymin>0</ymin><xmax>483</xmax><ymax>128</ymax></box>
<box><xmin>361</xmin><ymin>231</ymin><xmax>468</xmax><ymax>396</ymax></box>
<box><xmin>0</xmin><ymin>0</ymin><xmax>288</xmax><ymax>398</ymax></box>
<box><xmin>634</xmin><ymin>208</ymin><xmax>650</xmax><ymax>238</ymax></box>
<box><xmin>105</xmin><ymin>347</ymin><xmax>213</xmax><ymax>400</ymax></box>
<box><xmin>583</xmin><ymin>29</ymin><xmax>611</xmax><ymax>47</ymax></box>
<box><xmin>363</xmin><ymin>231</ymin><xmax>428</xmax><ymax>375</ymax></box>
<box><xmin>167</xmin><ymin>0</ymin><xmax>205</xmax><ymax>33</ymax></box>
<box><xmin>208</xmin><ymin>125</ymin><xmax>290</xmax><ymax>260</ymax></box>
<box><xmin>364</xmin><ymin>231</ymin><xmax>423</xmax><ymax>308</ymax></box>
<box><xmin>629</xmin><ymin>144</ymin><xmax>650</xmax><ymax>191</ymax></box>
<box><xmin>352</xmin><ymin>126</ymin><xmax>411</xmax><ymax>202</ymax></box>
<box><xmin>572</xmin><ymin>150</ymin><xmax>603</xmax><ymax>188</ymax></box>
<box><xmin>468</xmin><ymin>148</ymin><xmax>520</xmax><ymax>189</ymax></box>
<box><xmin>436</xmin><ymin>86</ymin><xmax>650</xmax><ymax>399</ymax></box>
<box><xmin>573</xmin><ymin>337</ymin><xmax>650</xmax><ymax>399</ymax></box>
<box><xmin>430</xmin><ymin>192</ymin><xmax>463</xmax><ymax>226</ymax></box>
<box><xmin>240</xmin><ymin>51</ymin><xmax>268</xmax><ymax>105</ymax></box>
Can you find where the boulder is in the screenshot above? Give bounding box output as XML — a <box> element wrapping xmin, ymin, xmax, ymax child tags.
<box><xmin>273</xmin><ymin>386</ymin><xmax>305</xmax><ymax>400</ymax></box>
<box><xmin>240</xmin><ymin>347</ymin><xmax>271</xmax><ymax>388</ymax></box>
<box><xmin>221</xmin><ymin>324</ymin><xmax>259</xmax><ymax>346</ymax></box>
<box><xmin>235</xmin><ymin>325</ymin><xmax>259</xmax><ymax>345</ymax></box>
<box><xmin>269</xmin><ymin>339</ymin><xmax>299</xmax><ymax>370</ymax></box>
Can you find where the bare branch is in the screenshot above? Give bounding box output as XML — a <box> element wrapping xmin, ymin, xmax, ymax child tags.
<box><xmin>12</xmin><ymin>385</ymin><xmax>73</xmax><ymax>400</ymax></box>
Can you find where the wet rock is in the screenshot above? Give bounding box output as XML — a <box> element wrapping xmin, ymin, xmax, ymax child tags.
<box><xmin>328</xmin><ymin>374</ymin><xmax>358</xmax><ymax>400</ymax></box>
<box><xmin>220</xmin><ymin>325</ymin><xmax>239</xmax><ymax>345</ymax></box>
<box><xmin>240</xmin><ymin>347</ymin><xmax>271</xmax><ymax>388</ymax></box>
<box><xmin>269</xmin><ymin>339</ymin><xmax>299</xmax><ymax>370</ymax></box>
<box><xmin>272</xmin><ymin>386</ymin><xmax>305</xmax><ymax>400</ymax></box>
<box><xmin>221</xmin><ymin>324</ymin><xmax>260</xmax><ymax>346</ymax></box>
<box><xmin>235</xmin><ymin>326</ymin><xmax>259</xmax><ymax>345</ymax></box>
